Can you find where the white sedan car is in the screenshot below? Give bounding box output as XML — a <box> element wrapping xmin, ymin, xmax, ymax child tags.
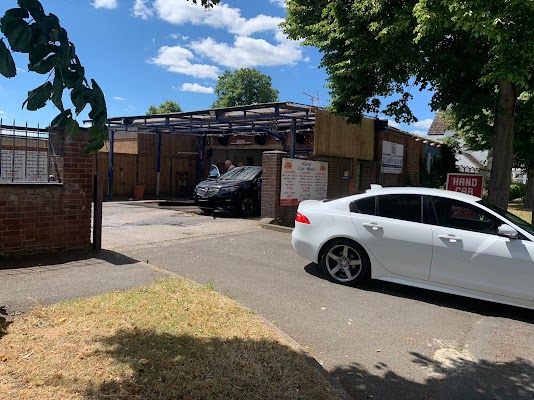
<box><xmin>292</xmin><ymin>186</ymin><xmax>534</xmax><ymax>311</ymax></box>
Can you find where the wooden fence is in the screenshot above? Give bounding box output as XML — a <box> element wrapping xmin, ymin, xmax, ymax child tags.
<box><xmin>95</xmin><ymin>153</ymin><xmax>196</xmax><ymax>198</ymax></box>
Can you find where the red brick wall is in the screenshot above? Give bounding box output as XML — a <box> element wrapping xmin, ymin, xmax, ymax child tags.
<box><xmin>261</xmin><ymin>152</ymin><xmax>352</xmax><ymax>226</ymax></box>
<box><xmin>0</xmin><ymin>130</ymin><xmax>92</xmax><ymax>256</ymax></box>
<box><xmin>261</xmin><ymin>151</ymin><xmax>297</xmax><ymax>224</ymax></box>
<box><xmin>377</xmin><ymin>129</ymin><xmax>424</xmax><ymax>187</ymax></box>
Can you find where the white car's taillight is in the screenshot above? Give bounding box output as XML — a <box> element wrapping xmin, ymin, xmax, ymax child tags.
<box><xmin>295</xmin><ymin>212</ymin><xmax>311</xmax><ymax>224</ymax></box>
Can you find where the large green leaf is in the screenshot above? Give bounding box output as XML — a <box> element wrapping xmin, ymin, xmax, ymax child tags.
<box><xmin>28</xmin><ymin>43</ymin><xmax>54</xmax><ymax>65</ymax></box>
<box><xmin>18</xmin><ymin>0</ymin><xmax>45</xmax><ymax>21</ymax></box>
<box><xmin>88</xmin><ymin>124</ymin><xmax>107</xmax><ymax>141</ymax></box>
<box><xmin>84</xmin><ymin>136</ymin><xmax>105</xmax><ymax>154</ymax></box>
<box><xmin>23</xmin><ymin>81</ymin><xmax>52</xmax><ymax>110</ymax></box>
<box><xmin>70</xmin><ymin>86</ymin><xmax>87</xmax><ymax>115</ymax></box>
<box><xmin>50</xmin><ymin>109</ymin><xmax>72</xmax><ymax>128</ymax></box>
<box><xmin>0</xmin><ymin>40</ymin><xmax>17</xmax><ymax>78</ymax></box>
<box><xmin>88</xmin><ymin>105</ymin><xmax>107</xmax><ymax>127</ymax></box>
<box><xmin>51</xmin><ymin>69</ymin><xmax>64</xmax><ymax>111</ymax></box>
<box><xmin>6</xmin><ymin>22</ymin><xmax>33</xmax><ymax>52</ymax></box>
<box><xmin>27</xmin><ymin>53</ymin><xmax>56</xmax><ymax>74</ymax></box>
<box><xmin>0</xmin><ymin>8</ymin><xmax>28</xmax><ymax>37</ymax></box>
<box><xmin>65</xmin><ymin>117</ymin><xmax>79</xmax><ymax>140</ymax></box>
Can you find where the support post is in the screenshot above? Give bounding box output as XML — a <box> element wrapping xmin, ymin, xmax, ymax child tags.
<box><xmin>290</xmin><ymin>118</ymin><xmax>296</xmax><ymax>159</ymax></box>
<box><xmin>93</xmin><ymin>174</ymin><xmax>104</xmax><ymax>250</ymax></box>
<box><xmin>156</xmin><ymin>131</ymin><xmax>162</xmax><ymax>197</ymax></box>
<box><xmin>108</xmin><ymin>129</ymin><xmax>115</xmax><ymax>199</ymax></box>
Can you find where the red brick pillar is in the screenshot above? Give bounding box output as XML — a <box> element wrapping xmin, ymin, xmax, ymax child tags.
<box><xmin>61</xmin><ymin>130</ymin><xmax>93</xmax><ymax>250</ymax></box>
<box><xmin>261</xmin><ymin>151</ymin><xmax>287</xmax><ymax>219</ymax></box>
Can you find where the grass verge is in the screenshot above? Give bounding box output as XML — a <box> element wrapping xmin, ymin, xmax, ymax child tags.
<box><xmin>0</xmin><ymin>279</ymin><xmax>342</xmax><ymax>400</ymax></box>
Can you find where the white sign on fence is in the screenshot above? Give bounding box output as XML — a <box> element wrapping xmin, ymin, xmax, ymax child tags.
<box><xmin>381</xmin><ymin>141</ymin><xmax>404</xmax><ymax>174</ymax></box>
<box><xmin>280</xmin><ymin>158</ymin><xmax>328</xmax><ymax>206</ymax></box>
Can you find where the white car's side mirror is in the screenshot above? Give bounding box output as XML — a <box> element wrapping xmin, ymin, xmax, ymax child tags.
<box><xmin>497</xmin><ymin>224</ymin><xmax>519</xmax><ymax>239</ymax></box>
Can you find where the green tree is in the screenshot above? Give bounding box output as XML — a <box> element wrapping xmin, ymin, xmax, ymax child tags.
<box><xmin>283</xmin><ymin>0</ymin><xmax>534</xmax><ymax>208</ymax></box>
<box><xmin>147</xmin><ymin>100</ymin><xmax>183</xmax><ymax>115</ymax></box>
<box><xmin>0</xmin><ymin>0</ymin><xmax>219</xmax><ymax>152</ymax></box>
<box><xmin>211</xmin><ymin>68</ymin><xmax>279</xmax><ymax>108</ymax></box>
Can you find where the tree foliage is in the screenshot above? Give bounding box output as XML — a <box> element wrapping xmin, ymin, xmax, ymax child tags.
<box><xmin>283</xmin><ymin>0</ymin><xmax>534</xmax><ymax>208</ymax></box>
<box><xmin>211</xmin><ymin>68</ymin><xmax>279</xmax><ymax>108</ymax></box>
<box><xmin>0</xmin><ymin>0</ymin><xmax>219</xmax><ymax>152</ymax></box>
<box><xmin>147</xmin><ymin>100</ymin><xmax>183</xmax><ymax>115</ymax></box>
<box><xmin>0</xmin><ymin>0</ymin><xmax>108</xmax><ymax>152</ymax></box>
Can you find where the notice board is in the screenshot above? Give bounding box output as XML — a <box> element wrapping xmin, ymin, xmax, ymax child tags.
<box><xmin>280</xmin><ymin>158</ymin><xmax>328</xmax><ymax>206</ymax></box>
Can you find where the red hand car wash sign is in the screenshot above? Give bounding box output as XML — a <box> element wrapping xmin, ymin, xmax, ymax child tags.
<box><xmin>446</xmin><ymin>173</ymin><xmax>483</xmax><ymax>198</ymax></box>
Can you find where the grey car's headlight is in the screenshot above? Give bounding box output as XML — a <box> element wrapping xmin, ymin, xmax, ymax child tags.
<box><xmin>219</xmin><ymin>186</ymin><xmax>240</xmax><ymax>194</ymax></box>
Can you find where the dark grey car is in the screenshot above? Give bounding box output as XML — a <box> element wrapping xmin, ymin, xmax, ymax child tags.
<box><xmin>193</xmin><ymin>166</ymin><xmax>262</xmax><ymax>217</ymax></box>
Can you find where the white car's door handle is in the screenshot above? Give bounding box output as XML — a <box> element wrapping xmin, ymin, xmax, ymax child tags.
<box><xmin>438</xmin><ymin>234</ymin><xmax>462</xmax><ymax>243</ymax></box>
<box><xmin>363</xmin><ymin>222</ymin><xmax>383</xmax><ymax>230</ymax></box>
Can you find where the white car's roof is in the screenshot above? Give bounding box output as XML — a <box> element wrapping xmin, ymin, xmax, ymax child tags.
<box><xmin>328</xmin><ymin>186</ymin><xmax>482</xmax><ymax>207</ymax></box>
<box><xmin>366</xmin><ymin>186</ymin><xmax>481</xmax><ymax>202</ymax></box>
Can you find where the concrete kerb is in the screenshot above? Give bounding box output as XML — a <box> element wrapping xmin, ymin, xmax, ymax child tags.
<box><xmin>258</xmin><ymin>218</ymin><xmax>294</xmax><ymax>234</ymax></box>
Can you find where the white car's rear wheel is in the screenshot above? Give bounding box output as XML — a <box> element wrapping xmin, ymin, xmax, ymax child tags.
<box><xmin>320</xmin><ymin>239</ymin><xmax>370</xmax><ymax>284</ymax></box>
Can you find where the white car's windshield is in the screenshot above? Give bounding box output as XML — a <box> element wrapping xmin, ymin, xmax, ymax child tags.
<box><xmin>219</xmin><ymin>167</ymin><xmax>261</xmax><ymax>181</ymax></box>
<box><xmin>481</xmin><ymin>201</ymin><xmax>534</xmax><ymax>236</ymax></box>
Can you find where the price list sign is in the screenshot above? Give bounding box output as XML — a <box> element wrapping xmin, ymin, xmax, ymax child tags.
<box><xmin>280</xmin><ymin>158</ymin><xmax>328</xmax><ymax>206</ymax></box>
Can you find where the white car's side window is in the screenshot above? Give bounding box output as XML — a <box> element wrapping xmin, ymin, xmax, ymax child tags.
<box><xmin>431</xmin><ymin>197</ymin><xmax>501</xmax><ymax>235</ymax></box>
<box><xmin>350</xmin><ymin>196</ymin><xmax>376</xmax><ymax>215</ymax></box>
<box><xmin>377</xmin><ymin>194</ymin><xmax>423</xmax><ymax>223</ymax></box>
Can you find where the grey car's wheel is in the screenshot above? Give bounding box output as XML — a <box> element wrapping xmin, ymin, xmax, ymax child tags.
<box><xmin>320</xmin><ymin>239</ymin><xmax>370</xmax><ymax>284</ymax></box>
<box><xmin>240</xmin><ymin>196</ymin><xmax>255</xmax><ymax>217</ymax></box>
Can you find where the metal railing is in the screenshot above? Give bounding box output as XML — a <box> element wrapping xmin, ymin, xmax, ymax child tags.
<box><xmin>0</xmin><ymin>121</ymin><xmax>59</xmax><ymax>183</ymax></box>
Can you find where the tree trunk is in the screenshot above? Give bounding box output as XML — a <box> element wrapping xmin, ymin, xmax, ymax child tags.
<box><xmin>487</xmin><ymin>80</ymin><xmax>516</xmax><ymax>209</ymax></box>
<box><xmin>524</xmin><ymin>165</ymin><xmax>534</xmax><ymax>209</ymax></box>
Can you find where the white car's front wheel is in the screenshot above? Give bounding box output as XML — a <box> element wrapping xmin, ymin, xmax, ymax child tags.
<box><xmin>320</xmin><ymin>239</ymin><xmax>370</xmax><ymax>285</ymax></box>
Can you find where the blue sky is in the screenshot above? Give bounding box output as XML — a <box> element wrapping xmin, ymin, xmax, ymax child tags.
<box><xmin>0</xmin><ymin>0</ymin><xmax>436</xmax><ymax>135</ymax></box>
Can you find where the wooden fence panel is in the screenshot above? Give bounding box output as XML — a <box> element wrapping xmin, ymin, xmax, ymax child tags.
<box><xmin>95</xmin><ymin>153</ymin><xmax>197</xmax><ymax>197</ymax></box>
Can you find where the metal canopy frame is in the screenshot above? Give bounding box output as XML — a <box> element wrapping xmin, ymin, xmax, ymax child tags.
<box><xmin>100</xmin><ymin>102</ymin><xmax>318</xmax><ymax>199</ymax></box>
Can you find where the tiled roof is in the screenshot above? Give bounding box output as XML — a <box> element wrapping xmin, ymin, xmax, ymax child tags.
<box><xmin>427</xmin><ymin>112</ymin><xmax>448</xmax><ymax>136</ymax></box>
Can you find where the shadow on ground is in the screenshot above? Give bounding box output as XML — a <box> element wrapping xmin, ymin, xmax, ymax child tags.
<box><xmin>0</xmin><ymin>249</ymin><xmax>141</xmax><ymax>270</ymax></box>
<box><xmin>331</xmin><ymin>353</ymin><xmax>534</xmax><ymax>400</ymax></box>
<box><xmin>83</xmin><ymin>328</ymin><xmax>346</xmax><ymax>400</ymax></box>
<box><xmin>304</xmin><ymin>262</ymin><xmax>534</xmax><ymax>324</ymax></box>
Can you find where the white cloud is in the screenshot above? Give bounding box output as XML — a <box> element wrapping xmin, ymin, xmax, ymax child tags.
<box><xmin>179</xmin><ymin>83</ymin><xmax>214</xmax><ymax>94</ymax></box>
<box><xmin>388</xmin><ymin>119</ymin><xmax>401</xmax><ymax>128</ymax></box>
<box><xmin>148</xmin><ymin>46</ymin><xmax>220</xmax><ymax>79</ymax></box>
<box><xmin>113</xmin><ymin>96</ymin><xmax>126</xmax><ymax>101</ymax></box>
<box><xmin>150</xmin><ymin>0</ymin><xmax>283</xmax><ymax>36</ymax></box>
<box><xmin>191</xmin><ymin>35</ymin><xmax>303</xmax><ymax>68</ymax></box>
<box><xmin>91</xmin><ymin>0</ymin><xmax>118</xmax><ymax>9</ymax></box>
<box><xmin>16</xmin><ymin>67</ymin><xmax>26</xmax><ymax>73</ymax></box>
<box><xmin>170</xmin><ymin>33</ymin><xmax>189</xmax><ymax>41</ymax></box>
<box><xmin>141</xmin><ymin>0</ymin><xmax>303</xmax><ymax>75</ymax></box>
<box><xmin>270</xmin><ymin>0</ymin><xmax>286</xmax><ymax>8</ymax></box>
<box><xmin>132</xmin><ymin>0</ymin><xmax>153</xmax><ymax>19</ymax></box>
<box><xmin>413</xmin><ymin>118</ymin><xmax>434</xmax><ymax>129</ymax></box>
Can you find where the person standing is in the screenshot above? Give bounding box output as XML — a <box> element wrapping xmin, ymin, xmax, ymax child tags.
<box><xmin>225</xmin><ymin>159</ymin><xmax>236</xmax><ymax>171</ymax></box>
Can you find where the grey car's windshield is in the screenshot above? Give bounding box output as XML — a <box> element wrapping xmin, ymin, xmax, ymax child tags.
<box><xmin>219</xmin><ymin>167</ymin><xmax>261</xmax><ymax>181</ymax></box>
<box><xmin>480</xmin><ymin>201</ymin><xmax>534</xmax><ymax>236</ymax></box>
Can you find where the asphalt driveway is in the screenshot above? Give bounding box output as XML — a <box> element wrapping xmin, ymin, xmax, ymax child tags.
<box><xmin>3</xmin><ymin>201</ymin><xmax>533</xmax><ymax>399</ymax></box>
<box><xmin>101</xmin><ymin>202</ymin><xmax>534</xmax><ymax>400</ymax></box>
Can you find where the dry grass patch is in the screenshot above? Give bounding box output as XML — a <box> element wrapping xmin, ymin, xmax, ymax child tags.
<box><xmin>508</xmin><ymin>202</ymin><xmax>532</xmax><ymax>223</ymax></box>
<box><xmin>0</xmin><ymin>279</ymin><xmax>342</xmax><ymax>400</ymax></box>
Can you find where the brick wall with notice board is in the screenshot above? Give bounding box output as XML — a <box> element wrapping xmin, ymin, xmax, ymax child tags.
<box><xmin>0</xmin><ymin>130</ymin><xmax>93</xmax><ymax>256</ymax></box>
